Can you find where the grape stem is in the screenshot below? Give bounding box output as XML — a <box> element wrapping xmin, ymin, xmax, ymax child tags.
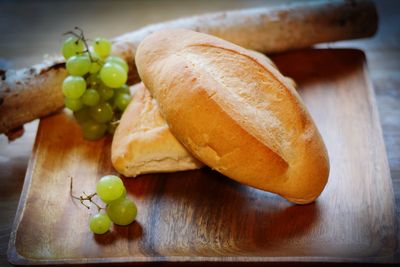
<box><xmin>70</xmin><ymin>177</ymin><xmax>105</xmax><ymax>212</ymax></box>
<box><xmin>63</xmin><ymin>27</ymin><xmax>96</xmax><ymax>63</ymax></box>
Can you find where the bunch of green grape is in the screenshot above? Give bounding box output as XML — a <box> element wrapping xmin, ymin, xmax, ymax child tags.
<box><xmin>61</xmin><ymin>30</ymin><xmax>132</xmax><ymax>140</ymax></box>
<box><xmin>90</xmin><ymin>175</ymin><xmax>137</xmax><ymax>234</ymax></box>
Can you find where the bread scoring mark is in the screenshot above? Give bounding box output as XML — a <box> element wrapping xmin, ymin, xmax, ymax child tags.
<box><xmin>186</xmin><ymin>43</ymin><xmax>308</xmax><ymax>130</ymax></box>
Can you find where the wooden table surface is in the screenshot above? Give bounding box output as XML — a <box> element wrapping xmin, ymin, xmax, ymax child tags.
<box><xmin>0</xmin><ymin>0</ymin><xmax>399</xmax><ymax>266</ymax></box>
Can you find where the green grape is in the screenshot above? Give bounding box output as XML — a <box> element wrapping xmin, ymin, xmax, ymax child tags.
<box><xmin>89</xmin><ymin>102</ymin><xmax>114</xmax><ymax>123</ymax></box>
<box><xmin>114</xmin><ymin>93</ymin><xmax>131</xmax><ymax>111</ymax></box>
<box><xmin>89</xmin><ymin>213</ymin><xmax>111</xmax><ymax>234</ymax></box>
<box><xmin>111</xmin><ymin>186</ymin><xmax>127</xmax><ymax>202</ymax></box>
<box><xmin>87</xmin><ymin>74</ymin><xmax>101</xmax><ymax>88</ymax></box>
<box><xmin>97</xmin><ymin>84</ymin><xmax>114</xmax><ymax>100</ymax></box>
<box><xmin>106</xmin><ymin>56</ymin><xmax>128</xmax><ymax>73</ymax></box>
<box><xmin>81</xmin><ymin>89</ymin><xmax>100</xmax><ymax>106</ymax></box>
<box><xmin>93</xmin><ymin>38</ymin><xmax>111</xmax><ymax>59</ymax></box>
<box><xmin>89</xmin><ymin>61</ymin><xmax>101</xmax><ymax>74</ymax></box>
<box><xmin>62</xmin><ymin>36</ymin><xmax>85</xmax><ymax>60</ymax></box>
<box><xmin>81</xmin><ymin>120</ymin><xmax>107</xmax><ymax>140</ymax></box>
<box><xmin>74</xmin><ymin>108</ymin><xmax>91</xmax><ymax>124</ymax></box>
<box><xmin>96</xmin><ymin>175</ymin><xmax>125</xmax><ymax>203</ymax></box>
<box><xmin>106</xmin><ymin>197</ymin><xmax>137</xmax><ymax>226</ymax></box>
<box><xmin>65</xmin><ymin>97</ymin><xmax>83</xmax><ymax>111</ymax></box>
<box><xmin>66</xmin><ymin>55</ymin><xmax>91</xmax><ymax>76</ymax></box>
<box><xmin>90</xmin><ymin>49</ymin><xmax>103</xmax><ymax>63</ymax></box>
<box><xmin>115</xmin><ymin>84</ymin><xmax>130</xmax><ymax>94</ymax></box>
<box><xmin>62</xmin><ymin>76</ymin><xmax>86</xmax><ymax>99</ymax></box>
<box><xmin>100</xmin><ymin>62</ymin><xmax>127</xmax><ymax>88</ymax></box>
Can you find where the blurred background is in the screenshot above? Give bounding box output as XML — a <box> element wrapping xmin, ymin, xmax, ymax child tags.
<box><xmin>0</xmin><ymin>0</ymin><xmax>399</xmax><ymax>266</ymax></box>
<box><xmin>0</xmin><ymin>0</ymin><xmax>397</xmax><ymax>69</ymax></box>
<box><xmin>0</xmin><ymin>0</ymin><xmax>296</xmax><ymax>69</ymax></box>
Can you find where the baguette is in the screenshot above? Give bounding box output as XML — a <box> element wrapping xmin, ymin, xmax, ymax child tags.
<box><xmin>136</xmin><ymin>29</ymin><xmax>329</xmax><ymax>204</ymax></box>
<box><xmin>0</xmin><ymin>0</ymin><xmax>377</xmax><ymax>136</ymax></box>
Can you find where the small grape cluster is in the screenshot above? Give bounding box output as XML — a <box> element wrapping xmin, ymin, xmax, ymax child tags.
<box><xmin>61</xmin><ymin>28</ymin><xmax>131</xmax><ymax>140</ymax></box>
<box><xmin>71</xmin><ymin>175</ymin><xmax>137</xmax><ymax>235</ymax></box>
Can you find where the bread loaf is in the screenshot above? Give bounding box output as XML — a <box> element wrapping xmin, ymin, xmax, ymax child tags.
<box><xmin>111</xmin><ymin>83</ymin><xmax>203</xmax><ymax>177</ymax></box>
<box><xmin>136</xmin><ymin>29</ymin><xmax>329</xmax><ymax>204</ymax></box>
<box><xmin>112</xmin><ymin>51</ymin><xmax>294</xmax><ymax>178</ymax></box>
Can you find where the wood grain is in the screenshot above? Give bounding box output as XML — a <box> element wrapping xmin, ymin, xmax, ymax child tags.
<box><xmin>6</xmin><ymin>49</ymin><xmax>396</xmax><ymax>265</ymax></box>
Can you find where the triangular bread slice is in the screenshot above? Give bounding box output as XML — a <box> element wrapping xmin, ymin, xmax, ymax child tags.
<box><xmin>111</xmin><ymin>83</ymin><xmax>204</xmax><ymax>177</ymax></box>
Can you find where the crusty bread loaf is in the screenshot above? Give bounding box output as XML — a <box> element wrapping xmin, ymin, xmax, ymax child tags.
<box><xmin>112</xmin><ymin>51</ymin><xmax>294</xmax><ymax>178</ymax></box>
<box><xmin>111</xmin><ymin>83</ymin><xmax>203</xmax><ymax>177</ymax></box>
<box><xmin>136</xmin><ymin>29</ymin><xmax>329</xmax><ymax>204</ymax></box>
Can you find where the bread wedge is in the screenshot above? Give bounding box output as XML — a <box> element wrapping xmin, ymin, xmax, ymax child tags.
<box><xmin>112</xmin><ymin>83</ymin><xmax>203</xmax><ymax>177</ymax></box>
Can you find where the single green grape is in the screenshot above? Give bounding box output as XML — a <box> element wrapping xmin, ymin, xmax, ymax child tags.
<box><xmin>65</xmin><ymin>97</ymin><xmax>83</xmax><ymax>111</ymax></box>
<box><xmin>89</xmin><ymin>102</ymin><xmax>114</xmax><ymax>123</ymax></box>
<box><xmin>89</xmin><ymin>61</ymin><xmax>101</xmax><ymax>74</ymax></box>
<box><xmin>93</xmin><ymin>38</ymin><xmax>111</xmax><ymax>59</ymax></box>
<box><xmin>81</xmin><ymin>89</ymin><xmax>100</xmax><ymax>107</ymax></box>
<box><xmin>100</xmin><ymin>62</ymin><xmax>127</xmax><ymax>88</ymax></box>
<box><xmin>106</xmin><ymin>197</ymin><xmax>137</xmax><ymax>226</ymax></box>
<box><xmin>96</xmin><ymin>175</ymin><xmax>125</xmax><ymax>203</ymax></box>
<box><xmin>87</xmin><ymin>74</ymin><xmax>101</xmax><ymax>88</ymax></box>
<box><xmin>62</xmin><ymin>76</ymin><xmax>86</xmax><ymax>99</ymax></box>
<box><xmin>88</xmin><ymin>50</ymin><xmax>103</xmax><ymax>74</ymax></box>
<box><xmin>114</xmin><ymin>93</ymin><xmax>132</xmax><ymax>112</ymax></box>
<box><xmin>62</xmin><ymin>36</ymin><xmax>85</xmax><ymax>60</ymax></box>
<box><xmin>115</xmin><ymin>84</ymin><xmax>130</xmax><ymax>95</ymax></box>
<box><xmin>89</xmin><ymin>213</ymin><xmax>111</xmax><ymax>234</ymax></box>
<box><xmin>66</xmin><ymin>55</ymin><xmax>91</xmax><ymax>76</ymax></box>
<box><xmin>81</xmin><ymin>120</ymin><xmax>107</xmax><ymax>140</ymax></box>
<box><xmin>97</xmin><ymin>84</ymin><xmax>114</xmax><ymax>101</ymax></box>
<box><xmin>111</xmin><ymin>186</ymin><xmax>127</xmax><ymax>202</ymax></box>
<box><xmin>74</xmin><ymin>108</ymin><xmax>91</xmax><ymax>124</ymax></box>
<box><xmin>89</xmin><ymin>49</ymin><xmax>102</xmax><ymax>63</ymax></box>
<box><xmin>106</xmin><ymin>56</ymin><xmax>129</xmax><ymax>73</ymax></box>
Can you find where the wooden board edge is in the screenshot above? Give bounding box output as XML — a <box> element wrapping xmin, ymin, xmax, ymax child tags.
<box><xmin>360</xmin><ymin>51</ymin><xmax>399</xmax><ymax>261</ymax></box>
<box><xmin>7</xmin><ymin>115</ymin><xmax>48</xmax><ymax>266</ymax></box>
<box><xmin>4</xmin><ymin>254</ymin><xmax>398</xmax><ymax>266</ymax></box>
<box><xmin>7</xmin><ymin>49</ymin><xmax>399</xmax><ymax>265</ymax></box>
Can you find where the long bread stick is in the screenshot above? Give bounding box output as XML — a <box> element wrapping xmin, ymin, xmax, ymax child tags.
<box><xmin>0</xmin><ymin>0</ymin><xmax>377</xmax><ymax>136</ymax></box>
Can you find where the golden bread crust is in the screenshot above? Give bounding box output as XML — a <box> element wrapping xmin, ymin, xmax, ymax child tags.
<box><xmin>136</xmin><ymin>29</ymin><xmax>329</xmax><ymax>204</ymax></box>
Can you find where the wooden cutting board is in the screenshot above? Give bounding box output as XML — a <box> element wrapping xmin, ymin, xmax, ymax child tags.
<box><xmin>7</xmin><ymin>49</ymin><xmax>397</xmax><ymax>265</ymax></box>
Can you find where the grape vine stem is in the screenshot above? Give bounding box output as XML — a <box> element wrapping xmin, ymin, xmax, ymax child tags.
<box><xmin>70</xmin><ymin>177</ymin><xmax>105</xmax><ymax>212</ymax></box>
<box><xmin>63</xmin><ymin>26</ymin><xmax>96</xmax><ymax>62</ymax></box>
